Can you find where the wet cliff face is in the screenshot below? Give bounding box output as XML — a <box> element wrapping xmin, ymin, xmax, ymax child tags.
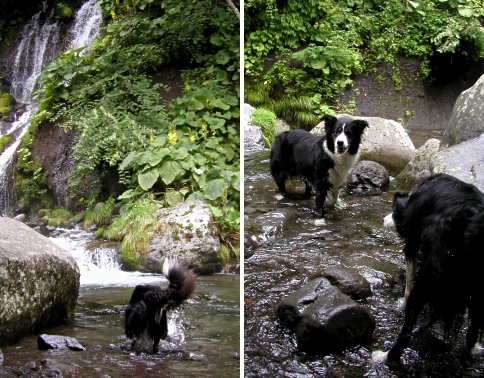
<box><xmin>338</xmin><ymin>55</ymin><xmax>484</xmax><ymax>131</ymax></box>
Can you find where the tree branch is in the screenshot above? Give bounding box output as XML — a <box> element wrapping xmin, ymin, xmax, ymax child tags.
<box><xmin>225</xmin><ymin>0</ymin><xmax>240</xmax><ymax>20</ymax></box>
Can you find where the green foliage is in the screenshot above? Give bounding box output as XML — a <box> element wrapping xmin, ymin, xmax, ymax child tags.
<box><xmin>251</xmin><ymin>108</ymin><xmax>276</xmax><ymax>147</ymax></box>
<box><xmin>245</xmin><ymin>0</ymin><xmax>484</xmax><ymax>119</ymax></box>
<box><xmin>104</xmin><ymin>197</ymin><xmax>163</xmax><ymax>268</ymax></box>
<box><xmin>83</xmin><ymin>198</ymin><xmax>115</xmax><ymax>228</ymax></box>
<box><xmin>0</xmin><ymin>135</ymin><xmax>12</xmax><ymax>153</ymax></box>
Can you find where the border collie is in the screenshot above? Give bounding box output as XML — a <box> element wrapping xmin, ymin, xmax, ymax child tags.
<box><xmin>124</xmin><ymin>261</ymin><xmax>196</xmax><ymax>353</ymax></box>
<box><xmin>270</xmin><ymin>115</ymin><xmax>368</xmax><ymax>217</ymax></box>
<box><xmin>377</xmin><ymin>174</ymin><xmax>484</xmax><ymax>366</ymax></box>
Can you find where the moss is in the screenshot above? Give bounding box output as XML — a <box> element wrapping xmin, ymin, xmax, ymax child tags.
<box><xmin>94</xmin><ymin>227</ymin><xmax>104</xmax><ymax>239</ymax></box>
<box><xmin>48</xmin><ymin>217</ymin><xmax>70</xmax><ymax>227</ymax></box>
<box><xmin>0</xmin><ymin>135</ymin><xmax>12</xmax><ymax>153</ymax></box>
<box><xmin>73</xmin><ymin>212</ymin><xmax>85</xmax><ymax>223</ymax></box>
<box><xmin>0</xmin><ymin>106</ymin><xmax>12</xmax><ymax>114</ymax></box>
<box><xmin>37</xmin><ymin>209</ymin><xmax>49</xmax><ymax>218</ymax></box>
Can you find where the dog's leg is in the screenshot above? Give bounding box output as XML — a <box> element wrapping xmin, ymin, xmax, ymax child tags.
<box><xmin>384</xmin><ymin>282</ymin><xmax>428</xmax><ymax>366</ymax></box>
<box><xmin>130</xmin><ymin>337</ymin><xmax>137</xmax><ymax>353</ymax></box>
<box><xmin>304</xmin><ymin>180</ymin><xmax>312</xmax><ymax>198</ymax></box>
<box><xmin>466</xmin><ymin>290</ymin><xmax>482</xmax><ymax>352</ymax></box>
<box><xmin>403</xmin><ymin>257</ymin><xmax>416</xmax><ymax>309</ymax></box>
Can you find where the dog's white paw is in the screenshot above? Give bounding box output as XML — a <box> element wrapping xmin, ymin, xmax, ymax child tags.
<box><xmin>334</xmin><ymin>198</ymin><xmax>347</xmax><ymax>209</ymax></box>
<box><xmin>314</xmin><ymin>218</ymin><xmax>326</xmax><ymax>226</ymax></box>
<box><xmin>372</xmin><ymin>350</ymin><xmax>389</xmax><ymax>364</ymax></box>
<box><xmin>275</xmin><ymin>194</ymin><xmax>284</xmax><ymax>201</ymax></box>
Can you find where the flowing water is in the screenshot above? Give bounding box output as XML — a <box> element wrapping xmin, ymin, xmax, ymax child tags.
<box><xmin>1</xmin><ymin>227</ymin><xmax>240</xmax><ymax>377</ymax></box>
<box><xmin>244</xmin><ymin>144</ymin><xmax>484</xmax><ymax>377</ymax></box>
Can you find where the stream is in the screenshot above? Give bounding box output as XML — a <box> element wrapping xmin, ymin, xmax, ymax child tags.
<box><xmin>1</xmin><ymin>227</ymin><xmax>240</xmax><ymax>377</ymax></box>
<box><xmin>243</xmin><ymin>131</ymin><xmax>484</xmax><ymax>377</ymax></box>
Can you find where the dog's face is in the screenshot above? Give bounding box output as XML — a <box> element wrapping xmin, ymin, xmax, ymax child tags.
<box><xmin>322</xmin><ymin>115</ymin><xmax>368</xmax><ymax>155</ymax></box>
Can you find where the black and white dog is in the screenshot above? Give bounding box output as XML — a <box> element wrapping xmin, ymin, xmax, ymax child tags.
<box><xmin>270</xmin><ymin>115</ymin><xmax>368</xmax><ymax>217</ymax></box>
<box><xmin>124</xmin><ymin>261</ymin><xmax>196</xmax><ymax>353</ymax></box>
<box><xmin>378</xmin><ymin>174</ymin><xmax>484</xmax><ymax>366</ymax></box>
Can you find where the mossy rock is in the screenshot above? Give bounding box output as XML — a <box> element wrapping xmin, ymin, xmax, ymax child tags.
<box><xmin>48</xmin><ymin>218</ymin><xmax>70</xmax><ymax>227</ymax></box>
<box><xmin>37</xmin><ymin>209</ymin><xmax>49</xmax><ymax>218</ymax></box>
<box><xmin>0</xmin><ymin>106</ymin><xmax>12</xmax><ymax>114</ymax></box>
<box><xmin>94</xmin><ymin>228</ymin><xmax>104</xmax><ymax>239</ymax></box>
<box><xmin>0</xmin><ymin>135</ymin><xmax>12</xmax><ymax>153</ymax></box>
<box><xmin>0</xmin><ymin>93</ymin><xmax>13</xmax><ymax>107</ymax></box>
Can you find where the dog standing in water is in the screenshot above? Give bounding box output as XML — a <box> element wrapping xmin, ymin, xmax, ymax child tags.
<box><xmin>124</xmin><ymin>260</ymin><xmax>196</xmax><ymax>353</ymax></box>
<box><xmin>377</xmin><ymin>174</ymin><xmax>484</xmax><ymax>366</ymax></box>
<box><xmin>270</xmin><ymin>115</ymin><xmax>368</xmax><ymax>217</ymax></box>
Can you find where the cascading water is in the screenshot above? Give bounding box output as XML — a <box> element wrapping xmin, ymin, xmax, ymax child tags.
<box><xmin>0</xmin><ymin>0</ymin><xmax>102</xmax><ymax>212</ymax></box>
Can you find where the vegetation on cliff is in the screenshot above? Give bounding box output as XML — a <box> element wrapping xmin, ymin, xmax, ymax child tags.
<box><xmin>245</xmin><ymin>0</ymin><xmax>484</xmax><ymax>127</ymax></box>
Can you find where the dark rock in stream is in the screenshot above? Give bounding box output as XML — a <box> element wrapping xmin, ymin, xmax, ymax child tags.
<box><xmin>347</xmin><ymin>160</ymin><xmax>389</xmax><ymax>195</ymax></box>
<box><xmin>38</xmin><ymin>334</ymin><xmax>85</xmax><ymax>351</ymax></box>
<box><xmin>277</xmin><ymin>277</ymin><xmax>375</xmax><ymax>355</ymax></box>
<box><xmin>0</xmin><ymin>358</ymin><xmax>79</xmax><ymax>378</ymax></box>
<box><xmin>318</xmin><ymin>266</ymin><xmax>372</xmax><ymax>300</ymax></box>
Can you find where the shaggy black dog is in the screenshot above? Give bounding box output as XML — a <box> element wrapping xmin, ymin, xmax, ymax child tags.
<box><xmin>378</xmin><ymin>174</ymin><xmax>484</xmax><ymax>366</ymax></box>
<box><xmin>270</xmin><ymin>115</ymin><xmax>368</xmax><ymax>217</ymax></box>
<box><xmin>124</xmin><ymin>261</ymin><xmax>196</xmax><ymax>353</ymax></box>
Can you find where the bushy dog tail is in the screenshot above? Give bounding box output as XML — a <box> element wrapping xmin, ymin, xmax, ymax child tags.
<box><xmin>162</xmin><ymin>259</ymin><xmax>196</xmax><ymax>307</ymax></box>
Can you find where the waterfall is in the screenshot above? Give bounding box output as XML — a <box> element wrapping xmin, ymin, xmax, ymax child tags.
<box><xmin>0</xmin><ymin>0</ymin><xmax>102</xmax><ymax>212</ymax></box>
<box><xmin>68</xmin><ymin>0</ymin><xmax>102</xmax><ymax>52</ymax></box>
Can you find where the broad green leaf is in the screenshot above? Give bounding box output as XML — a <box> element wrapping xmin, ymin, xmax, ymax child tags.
<box><xmin>213</xmin><ymin>98</ymin><xmax>230</xmax><ymax>110</ymax></box>
<box><xmin>138</xmin><ymin>21</ymin><xmax>151</xmax><ymax>33</ymax></box>
<box><xmin>186</xmin><ymin>191</ymin><xmax>205</xmax><ymax>201</ymax></box>
<box><xmin>457</xmin><ymin>6</ymin><xmax>473</xmax><ymax>17</ymax></box>
<box><xmin>138</xmin><ymin>169</ymin><xmax>159</xmax><ymax>190</ymax></box>
<box><xmin>204</xmin><ymin>178</ymin><xmax>227</xmax><ymax>201</ymax></box>
<box><xmin>309</xmin><ymin>58</ymin><xmax>327</xmax><ymax>69</ymax></box>
<box><xmin>205</xmin><ymin>138</ymin><xmax>219</xmax><ymax>149</ymax></box>
<box><xmin>171</xmin><ymin>147</ymin><xmax>188</xmax><ymax>160</ymax></box>
<box><xmin>207</xmin><ymin>117</ymin><xmax>226</xmax><ymax>129</ymax></box>
<box><xmin>216</xmin><ymin>70</ymin><xmax>228</xmax><ymax>81</ymax></box>
<box><xmin>206</xmin><ymin>168</ymin><xmax>222</xmax><ymax>180</ymax></box>
<box><xmin>210</xmin><ymin>34</ymin><xmax>225</xmax><ymax>46</ymax></box>
<box><xmin>165</xmin><ymin>189</ymin><xmax>184</xmax><ymax>206</ymax></box>
<box><xmin>159</xmin><ymin>160</ymin><xmax>183</xmax><ymax>185</ymax></box>
<box><xmin>152</xmin><ymin>136</ymin><xmax>167</xmax><ymax>147</ymax></box>
<box><xmin>119</xmin><ymin>151</ymin><xmax>138</xmax><ymax>170</ymax></box>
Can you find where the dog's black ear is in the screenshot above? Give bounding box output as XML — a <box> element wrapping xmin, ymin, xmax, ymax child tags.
<box><xmin>321</xmin><ymin>114</ymin><xmax>337</xmax><ymax>133</ymax></box>
<box><xmin>352</xmin><ymin>120</ymin><xmax>369</xmax><ymax>132</ymax></box>
<box><xmin>393</xmin><ymin>192</ymin><xmax>409</xmax><ymax>212</ymax></box>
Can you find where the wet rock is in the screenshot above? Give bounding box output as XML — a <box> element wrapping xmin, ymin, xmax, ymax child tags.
<box><xmin>248</xmin><ymin>208</ymin><xmax>299</xmax><ymax>245</ymax></box>
<box><xmin>38</xmin><ymin>334</ymin><xmax>85</xmax><ymax>351</ymax></box>
<box><xmin>312</xmin><ymin>114</ymin><xmax>416</xmax><ymax>175</ymax></box>
<box><xmin>146</xmin><ymin>200</ymin><xmax>221</xmax><ymax>274</ymax></box>
<box><xmin>396</xmin><ymin>138</ymin><xmax>440</xmax><ymax>186</ymax></box>
<box><xmin>0</xmin><ymin>218</ymin><xmax>80</xmax><ymax>347</ymax></box>
<box><xmin>319</xmin><ymin>266</ymin><xmax>372</xmax><ymax>300</ymax></box>
<box><xmin>430</xmin><ymin>133</ymin><xmax>484</xmax><ymax>193</ymax></box>
<box><xmin>441</xmin><ymin>73</ymin><xmax>484</xmax><ymax>149</ymax></box>
<box><xmin>41</xmin><ymin>358</ymin><xmax>79</xmax><ymax>377</ymax></box>
<box><xmin>244</xmin><ymin>103</ymin><xmax>266</xmax><ymax>151</ymax></box>
<box><xmin>93</xmin><ymin>202</ymin><xmax>104</xmax><ymax>212</ymax></box>
<box><xmin>347</xmin><ymin>160</ymin><xmax>389</xmax><ymax>195</ymax></box>
<box><xmin>12</xmin><ymin>214</ymin><xmax>26</xmax><ymax>223</ymax></box>
<box><xmin>276</xmin><ymin>118</ymin><xmax>290</xmax><ymax>134</ymax></box>
<box><xmin>277</xmin><ymin>278</ymin><xmax>375</xmax><ymax>355</ymax></box>
<box><xmin>14</xmin><ymin>202</ymin><xmax>29</xmax><ymax>214</ymax></box>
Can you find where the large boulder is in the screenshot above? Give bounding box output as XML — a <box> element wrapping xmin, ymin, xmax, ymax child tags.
<box><xmin>430</xmin><ymin>133</ymin><xmax>484</xmax><ymax>193</ymax></box>
<box><xmin>277</xmin><ymin>277</ymin><xmax>375</xmax><ymax>355</ymax></box>
<box><xmin>145</xmin><ymin>200</ymin><xmax>221</xmax><ymax>274</ymax></box>
<box><xmin>396</xmin><ymin>138</ymin><xmax>440</xmax><ymax>187</ymax></box>
<box><xmin>312</xmin><ymin>114</ymin><xmax>416</xmax><ymax>176</ymax></box>
<box><xmin>440</xmin><ymin>74</ymin><xmax>484</xmax><ymax>149</ymax></box>
<box><xmin>0</xmin><ymin>218</ymin><xmax>80</xmax><ymax>347</ymax></box>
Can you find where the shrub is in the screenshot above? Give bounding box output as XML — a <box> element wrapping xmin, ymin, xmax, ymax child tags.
<box><xmin>251</xmin><ymin>108</ymin><xmax>277</xmax><ymax>147</ymax></box>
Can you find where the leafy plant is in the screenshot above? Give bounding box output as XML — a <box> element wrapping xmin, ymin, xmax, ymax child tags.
<box><xmin>251</xmin><ymin>108</ymin><xmax>276</xmax><ymax>147</ymax></box>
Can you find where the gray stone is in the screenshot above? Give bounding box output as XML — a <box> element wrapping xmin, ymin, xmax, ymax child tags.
<box><xmin>38</xmin><ymin>334</ymin><xmax>85</xmax><ymax>351</ymax></box>
<box><xmin>145</xmin><ymin>200</ymin><xmax>221</xmax><ymax>274</ymax></box>
<box><xmin>396</xmin><ymin>138</ymin><xmax>440</xmax><ymax>187</ymax></box>
<box><xmin>276</xmin><ymin>118</ymin><xmax>290</xmax><ymax>134</ymax></box>
<box><xmin>430</xmin><ymin>133</ymin><xmax>484</xmax><ymax>193</ymax></box>
<box><xmin>277</xmin><ymin>278</ymin><xmax>375</xmax><ymax>355</ymax></box>
<box><xmin>0</xmin><ymin>218</ymin><xmax>80</xmax><ymax>347</ymax></box>
<box><xmin>12</xmin><ymin>214</ymin><xmax>26</xmax><ymax>223</ymax></box>
<box><xmin>244</xmin><ymin>103</ymin><xmax>266</xmax><ymax>151</ymax></box>
<box><xmin>441</xmin><ymin>74</ymin><xmax>484</xmax><ymax>149</ymax></box>
<box><xmin>312</xmin><ymin>114</ymin><xmax>416</xmax><ymax>175</ymax></box>
<box><xmin>14</xmin><ymin>202</ymin><xmax>29</xmax><ymax>214</ymax></box>
<box><xmin>320</xmin><ymin>266</ymin><xmax>372</xmax><ymax>300</ymax></box>
<box><xmin>347</xmin><ymin>160</ymin><xmax>389</xmax><ymax>195</ymax></box>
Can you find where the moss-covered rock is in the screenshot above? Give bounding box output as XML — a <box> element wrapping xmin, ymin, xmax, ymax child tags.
<box><xmin>0</xmin><ymin>135</ymin><xmax>12</xmax><ymax>153</ymax></box>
